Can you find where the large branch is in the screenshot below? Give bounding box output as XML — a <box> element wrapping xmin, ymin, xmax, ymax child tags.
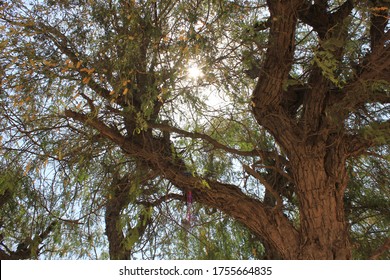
<box><xmin>369</xmin><ymin>237</ymin><xmax>390</xmax><ymax>260</ymax></box>
<box><xmin>65</xmin><ymin>110</ymin><xmax>300</xmax><ymax>259</ymax></box>
<box><xmin>251</xmin><ymin>0</ymin><xmax>304</xmax><ymax>152</ymax></box>
<box><xmin>299</xmin><ymin>0</ymin><xmax>353</xmax><ymax>39</ymax></box>
<box><xmin>336</xmin><ymin>33</ymin><xmax>390</xmax><ymax>112</ymax></box>
<box><xmin>64</xmin><ymin>110</ymin><xmax>129</xmax><ymax>149</ymax></box>
<box><xmin>297</xmin><ymin>2</ymin><xmax>354</xmax><ymax>136</ymax></box>
<box><xmin>0</xmin><ymin>221</ymin><xmax>57</xmax><ymax>260</ymax></box>
<box><xmin>7</xmin><ymin>18</ymin><xmax>128</xmax><ymax>108</ymax></box>
<box><xmin>253</xmin><ymin>1</ymin><xmax>301</xmax><ymax>108</ymax></box>
<box><xmin>148</xmin><ymin>122</ymin><xmax>285</xmax><ymax>161</ymax></box>
<box><xmin>33</xmin><ymin>23</ymin><xmax>116</xmax><ymax>101</ymax></box>
<box><xmin>344</xmin><ymin>120</ymin><xmax>390</xmax><ymax>156</ymax></box>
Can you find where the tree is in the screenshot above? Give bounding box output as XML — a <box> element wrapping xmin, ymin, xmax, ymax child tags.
<box><xmin>0</xmin><ymin>0</ymin><xmax>389</xmax><ymax>259</ymax></box>
<box><xmin>0</xmin><ymin>159</ymin><xmax>58</xmax><ymax>259</ymax></box>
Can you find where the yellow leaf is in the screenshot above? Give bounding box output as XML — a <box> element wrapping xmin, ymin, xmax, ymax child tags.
<box><xmin>182</xmin><ymin>46</ymin><xmax>189</xmax><ymax>55</ymax></box>
<box><xmin>123</xmin><ymin>88</ymin><xmax>129</xmax><ymax>95</ymax></box>
<box><xmin>76</xmin><ymin>61</ymin><xmax>83</xmax><ymax>69</ymax></box>
<box><xmin>24</xmin><ymin>162</ymin><xmax>32</xmax><ymax>175</ymax></box>
<box><xmin>82</xmin><ymin>77</ymin><xmax>91</xmax><ymax>84</ymax></box>
<box><xmin>15</xmin><ymin>84</ymin><xmax>23</xmax><ymax>91</ymax></box>
<box><xmin>122</xmin><ymin>80</ymin><xmax>131</xmax><ymax>86</ymax></box>
<box><xmin>46</xmin><ymin>61</ymin><xmax>57</xmax><ymax>67</ymax></box>
<box><xmin>29</xmin><ymin>59</ymin><xmax>36</xmax><ymax>68</ymax></box>
<box><xmin>372</xmin><ymin>6</ymin><xmax>389</xmax><ymax>12</ymax></box>
<box><xmin>66</xmin><ymin>59</ymin><xmax>74</xmax><ymax>68</ymax></box>
<box><xmin>80</xmin><ymin>67</ymin><xmax>95</xmax><ymax>75</ymax></box>
<box><xmin>43</xmin><ymin>157</ymin><xmax>49</xmax><ymax>168</ymax></box>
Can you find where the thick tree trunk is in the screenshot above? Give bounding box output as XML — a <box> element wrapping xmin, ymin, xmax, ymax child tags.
<box><xmin>248</xmin><ymin>0</ymin><xmax>354</xmax><ymax>259</ymax></box>
<box><xmin>292</xmin><ymin>152</ymin><xmax>351</xmax><ymax>259</ymax></box>
<box><xmin>104</xmin><ymin>169</ymin><xmax>155</xmax><ymax>260</ymax></box>
<box><xmin>105</xmin><ymin>176</ymin><xmax>132</xmax><ymax>260</ymax></box>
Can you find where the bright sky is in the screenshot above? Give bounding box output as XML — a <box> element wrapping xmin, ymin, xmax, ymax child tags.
<box><xmin>187</xmin><ymin>61</ymin><xmax>204</xmax><ymax>80</ymax></box>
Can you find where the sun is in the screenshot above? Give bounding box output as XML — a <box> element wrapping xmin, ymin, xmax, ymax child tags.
<box><xmin>187</xmin><ymin>62</ymin><xmax>204</xmax><ymax>80</ymax></box>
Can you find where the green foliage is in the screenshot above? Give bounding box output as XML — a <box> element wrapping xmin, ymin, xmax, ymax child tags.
<box><xmin>0</xmin><ymin>0</ymin><xmax>389</xmax><ymax>260</ymax></box>
<box><xmin>312</xmin><ymin>47</ymin><xmax>345</xmax><ymax>87</ymax></box>
<box><xmin>0</xmin><ymin>161</ymin><xmax>52</xmax><ymax>259</ymax></box>
<box><xmin>346</xmin><ymin>154</ymin><xmax>390</xmax><ymax>259</ymax></box>
<box><xmin>162</xmin><ymin>208</ymin><xmax>264</xmax><ymax>260</ymax></box>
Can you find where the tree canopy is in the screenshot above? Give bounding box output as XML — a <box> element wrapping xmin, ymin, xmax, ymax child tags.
<box><xmin>0</xmin><ymin>0</ymin><xmax>389</xmax><ymax>260</ymax></box>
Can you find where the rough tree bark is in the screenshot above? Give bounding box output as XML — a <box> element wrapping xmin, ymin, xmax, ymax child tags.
<box><xmin>104</xmin><ymin>166</ymin><xmax>156</xmax><ymax>260</ymax></box>
<box><xmin>250</xmin><ymin>0</ymin><xmax>354</xmax><ymax>259</ymax></box>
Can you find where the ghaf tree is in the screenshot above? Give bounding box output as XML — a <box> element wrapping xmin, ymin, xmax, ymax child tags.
<box><xmin>0</xmin><ymin>0</ymin><xmax>389</xmax><ymax>259</ymax></box>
